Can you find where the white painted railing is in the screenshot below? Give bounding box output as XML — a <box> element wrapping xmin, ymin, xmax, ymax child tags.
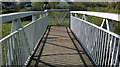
<box><xmin>0</xmin><ymin>10</ymin><xmax>48</xmax><ymax>66</ymax></box>
<box><xmin>70</xmin><ymin>11</ymin><xmax>120</xmax><ymax>67</ymax></box>
<box><xmin>0</xmin><ymin>9</ymin><xmax>120</xmax><ymax>67</ymax></box>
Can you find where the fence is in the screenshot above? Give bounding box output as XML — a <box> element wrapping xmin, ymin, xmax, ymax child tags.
<box><xmin>70</xmin><ymin>11</ymin><xmax>120</xmax><ymax>67</ymax></box>
<box><xmin>0</xmin><ymin>10</ymin><xmax>48</xmax><ymax>66</ymax></box>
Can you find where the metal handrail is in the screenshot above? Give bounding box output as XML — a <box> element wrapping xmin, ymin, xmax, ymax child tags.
<box><xmin>48</xmin><ymin>9</ymin><xmax>70</xmax><ymax>11</ymax></box>
<box><xmin>71</xmin><ymin>11</ymin><xmax>120</xmax><ymax>21</ymax></box>
<box><xmin>0</xmin><ymin>11</ymin><xmax>44</xmax><ymax>23</ymax></box>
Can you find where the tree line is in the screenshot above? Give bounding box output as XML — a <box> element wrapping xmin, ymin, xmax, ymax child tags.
<box><xmin>1</xmin><ymin>2</ymin><xmax>120</xmax><ymax>14</ymax></box>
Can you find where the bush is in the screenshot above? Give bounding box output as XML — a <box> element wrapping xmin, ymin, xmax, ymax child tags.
<box><xmin>69</xmin><ymin>4</ymin><xmax>87</xmax><ymax>11</ymax></box>
<box><xmin>32</xmin><ymin>2</ymin><xmax>44</xmax><ymax>11</ymax></box>
<box><xmin>19</xmin><ymin>9</ymin><xmax>32</xmax><ymax>12</ymax></box>
<box><xmin>2</xmin><ymin>9</ymin><xmax>9</xmax><ymax>14</ymax></box>
<box><xmin>19</xmin><ymin>9</ymin><xmax>32</xmax><ymax>21</ymax></box>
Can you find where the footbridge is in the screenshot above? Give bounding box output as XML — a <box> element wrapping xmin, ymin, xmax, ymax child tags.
<box><xmin>0</xmin><ymin>9</ymin><xmax>120</xmax><ymax>67</ymax></box>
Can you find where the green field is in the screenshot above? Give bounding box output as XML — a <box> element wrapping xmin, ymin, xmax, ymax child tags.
<box><xmin>78</xmin><ymin>14</ymin><xmax>120</xmax><ymax>35</ymax></box>
<box><xmin>1</xmin><ymin>10</ymin><xmax>120</xmax><ymax>40</ymax></box>
<box><xmin>1</xmin><ymin>15</ymin><xmax>120</xmax><ymax>40</ymax></box>
<box><xmin>1</xmin><ymin>2</ymin><xmax>120</xmax><ymax>39</ymax></box>
<box><xmin>1</xmin><ymin>21</ymin><xmax>31</xmax><ymax>39</ymax></box>
<box><xmin>1</xmin><ymin>17</ymin><xmax>69</xmax><ymax>39</ymax></box>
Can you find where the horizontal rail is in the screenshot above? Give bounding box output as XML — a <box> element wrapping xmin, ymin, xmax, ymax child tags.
<box><xmin>48</xmin><ymin>9</ymin><xmax>70</xmax><ymax>11</ymax></box>
<box><xmin>0</xmin><ymin>11</ymin><xmax>44</xmax><ymax>23</ymax></box>
<box><xmin>71</xmin><ymin>11</ymin><xmax>120</xmax><ymax>21</ymax></box>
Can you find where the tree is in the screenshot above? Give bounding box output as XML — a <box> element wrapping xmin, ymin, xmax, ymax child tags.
<box><xmin>32</xmin><ymin>2</ymin><xmax>44</xmax><ymax>11</ymax></box>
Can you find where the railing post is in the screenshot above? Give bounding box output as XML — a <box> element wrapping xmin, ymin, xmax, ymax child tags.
<box><xmin>69</xmin><ymin>11</ymin><xmax>71</xmax><ymax>28</ymax></box>
<box><xmin>101</xmin><ymin>19</ymin><xmax>114</xmax><ymax>32</ymax></box>
<box><xmin>82</xmin><ymin>14</ymin><xmax>88</xmax><ymax>21</ymax></box>
<box><xmin>32</xmin><ymin>14</ymin><xmax>37</xmax><ymax>46</ymax></box>
<box><xmin>9</xmin><ymin>19</ymin><xmax>22</xmax><ymax>65</ymax></box>
<box><xmin>44</xmin><ymin>10</ymin><xmax>48</xmax><ymax>25</ymax></box>
<box><xmin>75</xmin><ymin>13</ymin><xmax>78</xmax><ymax>17</ymax></box>
<box><xmin>11</xmin><ymin>19</ymin><xmax>22</xmax><ymax>33</ymax></box>
<box><xmin>44</xmin><ymin>10</ymin><xmax>48</xmax><ymax>17</ymax></box>
<box><xmin>0</xmin><ymin>42</ymin><xmax>3</xmax><ymax>66</ymax></box>
<box><xmin>40</xmin><ymin>13</ymin><xmax>42</xmax><ymax>18</ymax></box>
<box><xmin>32</xmin><ymin>14</ymin><xmax>37</xmax><ymax>22</ymax></box>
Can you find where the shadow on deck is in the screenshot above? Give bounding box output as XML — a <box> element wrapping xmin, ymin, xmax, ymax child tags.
<box><xmin>28</xmin><ymin>26</ymin><xmax>94</xmax><ymax>67</ymax></box>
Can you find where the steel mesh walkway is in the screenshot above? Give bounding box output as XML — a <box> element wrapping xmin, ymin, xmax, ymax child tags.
<box><xmin>29</xmin><ymin>26</ymin><xmax>94</xmax><ymax>67</ymax></box>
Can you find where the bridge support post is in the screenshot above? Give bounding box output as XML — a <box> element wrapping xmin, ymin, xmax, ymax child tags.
<box><xmin>101</xmin><ymin>19</ymin><xmax>114</xmax><ymax>32</ymax></box>
<box><xmin>32</xmin><ymin>14</ymin><xmax>37</xmax><ymax>46</ymax></box>
<box><xmin>9</xmin><ymin>19</ymin><xmax>22</xmax><ymax>65</ymax></box>
<box><xmin>44</xmin><ymin>10</ymin><xmax>48</xmax><ymax>17</ymax></box>
<box><xmin>82</xmin><ymin>15</ymin><xmax>88</xmax><ymax>21</ymax></box>
<box><xmin>32</xmin><ymin>14</ymin><xmax>37</xmax><ymax>22</ymax></box>
<box><xmin>40</xmin><ymin>13</ymin><xmax>42</xmax><ymax>18</ymax></box>
<box><xmin>75</xmin><ymin>13</ymin><xmax>78</xmax><ymax>17</ymax></box>
<box><xmin>11</xmin><ymin>19</ymin><xmax>22</xmax><ymax>33</ymax></box>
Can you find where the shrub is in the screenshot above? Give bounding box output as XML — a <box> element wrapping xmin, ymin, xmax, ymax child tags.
<box><xmin>19</xmin><ymin>9</ymin><xmax>32</xmax><ymax>12</ymax></box>
<box><xmin>2</xmin><ymin>9</ymin><xmax>9</xmax><ymax>14</ymax></box>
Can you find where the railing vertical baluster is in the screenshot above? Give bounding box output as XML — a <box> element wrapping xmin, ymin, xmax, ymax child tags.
<box><xmin>91</xmin><ymin>26</ymin><xmax>95</xmax><ymax>59</ymax></box>
<box><xmin>110</xmin><ymin>37</ymin><xmax>116</xmax><ymax>66</ymax></box>
<box><xmin>7</xmin><ymin>39</ymin><xmax>12</xmax><ymax>65</ymax></box>
<box><xmin>12</xmin><ymin>34</ymin><xmax>16</xmax><ymax>65</ymax></box>
<box><xmin>97</xmin><ymin>30</ymin><xmax>101</xmax><ymax>65</ymax></box>
<box><xmin>9</xmin><ymin>36</ymin><xmax>14</xmax><ymax>65</ymax></box>
<box><xmin>101</xmin><ymin>32</ymin><xmax>108</xmax><ymax>66</ymax></box>
<box><xmin>107</xmin><ymin>36</ymin><xmax>113</xmax><ymax>66</ymax></box>
<box><xmin>114</xmin><ymin>39</ymin><xmax>120</xmax><ymax>67</ymax></box>
<box><xmin>104</xmin><ymin>34</ymin><xmax>111</xmax><ymax>66</ymax></box>
<box><xmin>0</xmin><ymin>42</ymin><xmax>3</xmax><ymax>66</ymax></box>
<box><xmin>92</xmin><ymin>27</ymin><xmax>96</xmax><ymax>63</ymax></box>
<box><xmin>32</xmin><ymin>14</ymin><xmax>37</xmax><ymax>49</ymax></box>
<box><xmin>4</xmin><ymin>41</ymin><xmax>8</xmax><ymax>65</ymax></box>
<box><xmin>100</xmin><ymin>31</ymin><xmax>105</xmax><ymax>66</ymax></box>
<box><xmin>95</xmin><ymin>28</ymin><xmax>99</xmax><ymax>64</ymax></box>
<box><xmin>96</xmin><ymin>29</ymin><xmax>100</xmax><ymax>65</ymax></box>
<box><xmin>99</xmin><ymin>31</ymin><xmax>103</xmax><ymax>66</ymax></box>
<box><xmin>13</xmin><ymin>34</ymin><xmax>18</xmax><ymax>65</ymax></box>
<box><xmin>17</xmin><ymin>30</ymin><xmax>21</xmax><ymax>65</ymax></box>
